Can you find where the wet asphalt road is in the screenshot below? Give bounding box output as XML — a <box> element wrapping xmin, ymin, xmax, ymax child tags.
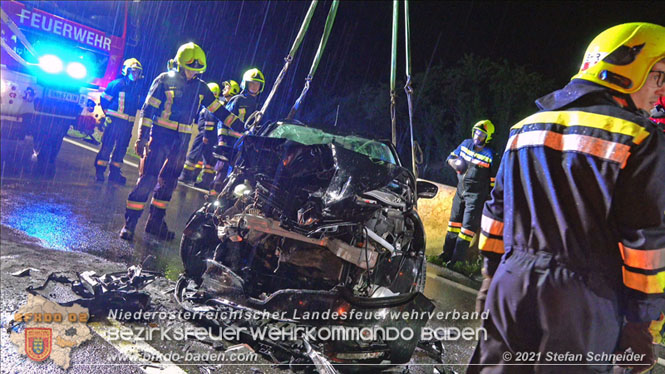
<box><xmin>0</xmin><ymin>134</ymin><xmax>204</xmax><ymax>280</ymax></box>
<box><xmin>0</xmin><ymin>133</ymin><xmax>482</xmax><ymax>373</ymax></box>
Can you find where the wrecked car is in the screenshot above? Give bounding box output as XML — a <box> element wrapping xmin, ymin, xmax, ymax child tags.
<box><xmin>177</xmin><ymin>121</ymin><xmax>434</xmax><ymax>371</ymax></box>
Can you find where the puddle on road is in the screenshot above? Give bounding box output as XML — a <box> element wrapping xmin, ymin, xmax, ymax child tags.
<box><xmin>3</xmin><ymin>198</ymin><xmax>85</xmax><ymax>251</ymax></box>
<box><xmin>1</xmin><ymin>186</ymin><xmax>186</xmax><ymax>281</ymax></box>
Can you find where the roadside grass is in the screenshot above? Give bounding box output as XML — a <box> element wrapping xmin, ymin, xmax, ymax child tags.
<box><xmin>427</xmin><ymin>254</ymin><xmax>482</xmax><ymax>278</ymax></box>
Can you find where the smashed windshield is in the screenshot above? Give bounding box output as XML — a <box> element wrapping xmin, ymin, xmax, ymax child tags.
<box><xmin>267</xmin><ymin>123</ymin><xmax>397</xmax><ymax>164</ymax></box>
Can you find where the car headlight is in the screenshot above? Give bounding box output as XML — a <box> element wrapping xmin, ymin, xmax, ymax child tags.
<box><xmin>66</xmin><ymin>62</ymin><xmax>87</xmax><ymax>79</ymax></box>
<box><xmin>38</xmin><ymin>54</ymin><xmax>63</xmax><ymax>74</ymax></box>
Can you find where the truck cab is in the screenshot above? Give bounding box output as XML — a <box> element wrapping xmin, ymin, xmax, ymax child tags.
<box><xmin>1</xmin><ymin>0</ymin><xmax>137</xmax><ymax>173</ymax></box>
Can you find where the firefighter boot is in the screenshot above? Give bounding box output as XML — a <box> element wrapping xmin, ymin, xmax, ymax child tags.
<box><xmin>450</xmin><ymin>237</ymin><xmax>472</xmax><ymax>265</ymax></box>
<box><xmin>95</xmin><ymin>165</ymin><xmax>106</xmax><ymax>182</ymax></box>
<box><xmin>439</xmin><ymin>233</ymin><xmax>457</xmax><ymax>263</ymax></box>
<box><xmin>178</xmin><ymin>168</ymin><xmax>197</xmax><ymax>185</ymax></box>
<box><xmin>120</xmin><ymin>216</ymin><xmax>138</xmax><ymax>241</ymax></box>
<box><xmin>144</xmin><ymin>217</ymin><xmax>175</xmax><ymax>241</ymax></box>
<box><xmin>108</xmin><ymin>165</ymin><xmax>127</xmax><ymax>185</ymax></box>
<box><xmin>194</xmin><ymin>170</ymin><xmax>214</xmax><ymax>190</ymax></box>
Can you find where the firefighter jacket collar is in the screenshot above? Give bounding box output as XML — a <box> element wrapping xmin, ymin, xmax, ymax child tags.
<box><xmin>536</xmin><ymin>80</ymin><xmax>639</xmax><ymax>114</ymax></box>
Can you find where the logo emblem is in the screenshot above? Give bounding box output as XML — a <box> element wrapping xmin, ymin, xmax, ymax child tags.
<box><xmin>580</xmin><ymin>47</ymin><xmax>608</xmax><ymax>72</ymax></box>
<box><xmin>25</xmin><ymin>328</ymin><xmax>52</xmax><ymax>361</ymax></box>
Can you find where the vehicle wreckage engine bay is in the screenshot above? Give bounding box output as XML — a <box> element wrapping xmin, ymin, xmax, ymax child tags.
<box><xmin>177</xmin><ymin>122</ymin><xmax>434</xmax><ymax>372</ymax></box>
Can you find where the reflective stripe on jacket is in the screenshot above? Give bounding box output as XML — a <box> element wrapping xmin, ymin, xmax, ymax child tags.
<box><xmin>479</xmin><ymin>80</ymin><xmax>665</xmax><ymax>322</ymax></box>
<box><xmin>139</xmin><ymin>72</ymin><xmax>240</xmax><ymax>136</ymax></box>
<box><xmin>100</xmin><ymin>77</ymin><xmax>142</xmax><ymax>121</ymax></box>
<box><xmin>447</xmin><ymin>138</ymin><xmax>495</xmax><ymax>196</ymax></box>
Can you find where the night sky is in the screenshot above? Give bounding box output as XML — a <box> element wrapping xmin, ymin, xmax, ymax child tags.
<box><xmin>125</xmin><ymin>0</ymin><xmax>665</xmax><ymax>121</ymax></box>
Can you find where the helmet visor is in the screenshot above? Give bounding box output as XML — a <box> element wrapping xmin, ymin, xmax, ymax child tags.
<box><xmin>187</xmin><ymin>60</ymin><xmax>205</xmax><ymax>69</ymax></box>
<box><xmin>177</xmin><ymin>44</ymin><xmax>207</xmax><ymax>72</ymax></box>
<box><xmin>473</xmin><ymin>129</ymin><xmax>488</xmax><ymax>146</ymax></box>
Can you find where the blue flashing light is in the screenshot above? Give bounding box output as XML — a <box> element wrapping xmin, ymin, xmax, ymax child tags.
<box><xmin>66</xmin><ymin>62</ymin><xmax>87</xmax><ymax>79</ymax></box>
<box><xmin>38</xmin><ymin>54</ymin><xmax>63</xmax><ymax>74</ymax></box>
<box><xmin>30</xmin><ymin>41</ymin><xmax>99</xmax><ymax>87</ymax></box>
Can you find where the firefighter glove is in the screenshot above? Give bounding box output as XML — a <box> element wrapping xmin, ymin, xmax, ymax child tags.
<box><xmin>649</xmin><ymin>313</ymin><xmax>665</xmax><ymax>345</ymax></box>
<box><xmin>450</xmin><ymin>157</ymin><xmax>468</xmax><ymax>174</ymax></box>
<box><xmin>98</xmin><ymin>116</ymin><xmax>110</xmax><ymax>132</ymax></box>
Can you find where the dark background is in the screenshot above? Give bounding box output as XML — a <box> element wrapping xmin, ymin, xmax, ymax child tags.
<box><xmin>120</xmin><ymin>1</ymin><xmax>664</xmax><ymax>183</ymax></box>
<box><xmin>125</xmin><ymin>0</ymin><xmax>664</xmax><ymax>120</ymax></box>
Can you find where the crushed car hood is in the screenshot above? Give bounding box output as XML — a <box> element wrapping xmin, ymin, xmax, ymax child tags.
<box><xmin>233</xmin><ymin>135</ymin><xmax>410</xmax><ymax>221</ymax></box>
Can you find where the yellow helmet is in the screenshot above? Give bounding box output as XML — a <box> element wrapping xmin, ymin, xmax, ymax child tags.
<box><xmin>223</xmin><ymin>80</ymin><xmax>240</xmax><ymax>96</ymax></box>
<box><xmin>207</xmin><ymin>82</ymin><xmax>221</xmax><ymax>98</ymax></box>
<box><xmin>241</xmin><ymin>68</ymin><xmax>265</xmax><ymax>93</ymax></box>
<box><xmin>122</xmin><ymin>58</ymin><xmax>142</xmax><ymax>76</ymax></box>
<box><xmin>472</xmin><ymin>119</ymin><xmax>495</xmax><ymax>143</ymax></box>
<box><xmin>175</xmin><ymin>42</ymin><xmax>207</xmax><ymax>73</ymax></box>
<box><xmin>572</xmin><ymin>23</ymin><xmax>665</xmax><ymax>94</ymax></box>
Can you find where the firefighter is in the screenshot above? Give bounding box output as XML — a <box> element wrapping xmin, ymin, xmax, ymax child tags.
<box><xmin>120</xmin><ymin>42</ymin><xmax>242</xmax><ymax>241</ymax></box>
<box><xmin>439</xmin><ymin>120</ymin><xmax>495</xmax><ymax>266</ymax></box>
<box><xmin>468</xmin><ymin>23</ymin><xmax>665</xmax><ymax>374</ymax></box>
<box><xmin>178</xmin><ymin>82</ymin><xmax>222</xmax><ymax>187</ymax></box>
<box><xmin>221</xmin><ymin>80</ymin><xmax>240</xmax><ymax>105</ymax></box>
<box><xmin>94</xmin><ymin>58</ymin><xmax>144</xmax><ymax>184</ymax></box>
<box><xmin>31</xmin><ymin>117</ymin><xmax>70</xmax><ymax>178</ymax></box>
<box><xmin>209</xmin><ymin>68</ymin><xmax>264</xmax><ymax>196</ymax></box>
<box><xmin>226</xmin><ymin>69</ymin><xmax>263</xmax><ymax>121</ymax></box>
<box><xmin>178</xmin><ymin>80</ymin><xmax>241</xmax><ymax>188</ymax></box>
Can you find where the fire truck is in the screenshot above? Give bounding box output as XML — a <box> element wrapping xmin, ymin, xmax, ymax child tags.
<box><xmin>0</xmin><ymin>1</ymin><xmax>138</xmax><ymax>169</ymax></box>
